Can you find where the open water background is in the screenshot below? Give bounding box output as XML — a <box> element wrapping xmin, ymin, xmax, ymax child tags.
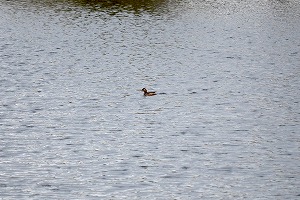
<box><xmin>0</xmin><ymin>0</ymin><xmax>299</xmax><ymax>199</ymax></box>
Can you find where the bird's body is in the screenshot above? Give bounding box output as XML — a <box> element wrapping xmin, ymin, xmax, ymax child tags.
<box><xmin>141</xmin><ymin>88</ymin><xmax>156</xmax><ymax>96</ymax></box>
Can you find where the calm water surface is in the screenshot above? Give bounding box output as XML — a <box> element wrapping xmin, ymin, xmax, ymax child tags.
<box><xmin>0</xmin><ymin>0</ymin><xmax>299</xmax><ymax>199</ymax></box>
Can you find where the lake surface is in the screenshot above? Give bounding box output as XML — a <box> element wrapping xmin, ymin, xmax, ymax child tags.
<box><xmin>0</xmin><ymin>0</ymin><xmax>299</xmax><ymax>199</ymax></box>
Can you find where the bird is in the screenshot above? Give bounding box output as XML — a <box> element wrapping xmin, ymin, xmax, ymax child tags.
<box><xmin>141</xmin><ymin>88</ymin><xmax>156</xmax><ymax>96</ymax></box>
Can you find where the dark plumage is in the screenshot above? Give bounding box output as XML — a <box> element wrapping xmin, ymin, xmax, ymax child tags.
<box><xmin>141</xmin><ymin>88</ymin><xmax>156</xmax><ymax>96</ymax></box>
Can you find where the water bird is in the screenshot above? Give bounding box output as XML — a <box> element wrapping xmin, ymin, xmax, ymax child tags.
<box><xmin>141</xmin><ymin>88</ymin><xmax>156</xmax><ymax>96</ymax></box>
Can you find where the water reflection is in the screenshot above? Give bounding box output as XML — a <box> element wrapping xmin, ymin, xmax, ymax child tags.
<box><xmin>72</xmin><ymin>0</ymin><xmax>169</xmax><ymax>13</ymax></box>
<box><xmin>16</xmin><ymin>0</ymin><xmax>170</xmax><ymax>15</ymax></box>
<box><xmin>5</xmin><ymin>0</ymin><xmax>300</xmax><ymax>17</ymax></box>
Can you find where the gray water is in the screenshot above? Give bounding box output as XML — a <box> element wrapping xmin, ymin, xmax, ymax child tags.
<box><xmin>0</xmin><ymin>0</ymin><xmax>299</xmax><ymax>199</ymax></box>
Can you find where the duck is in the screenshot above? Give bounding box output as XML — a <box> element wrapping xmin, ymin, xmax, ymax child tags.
<box><xmin>141</xmin><ymin>88</ymin><xmax>156</xmax><ymax>96</ymax></box>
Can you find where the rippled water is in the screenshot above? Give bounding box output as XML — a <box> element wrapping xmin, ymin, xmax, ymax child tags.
<box><xmin>0</xmin><ymin>0</ymin><xmax>299</xmax><ymax>199</ymax></box>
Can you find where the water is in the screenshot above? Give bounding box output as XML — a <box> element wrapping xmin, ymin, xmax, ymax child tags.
<box><xmin>0</xmin><ymin>0</ymin><xmax>299</xmax><ymax>199</ymax></box>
